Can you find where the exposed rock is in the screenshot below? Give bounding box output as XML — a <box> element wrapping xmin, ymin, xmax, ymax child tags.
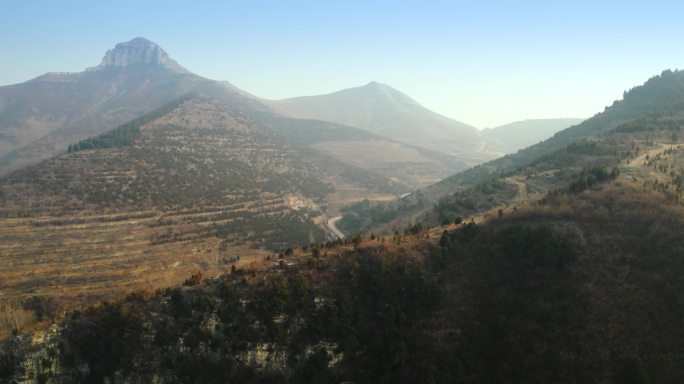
<box><xmin>95</xmin><ymin>37</ymin><xmax>188</xmax><ymax>73</ymax></box>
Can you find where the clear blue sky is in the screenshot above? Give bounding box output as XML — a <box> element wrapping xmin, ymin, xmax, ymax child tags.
<box><xmin>2</xmin><ymin>0</ymin><xmax>684</xmax><ymax>127</ymax></box>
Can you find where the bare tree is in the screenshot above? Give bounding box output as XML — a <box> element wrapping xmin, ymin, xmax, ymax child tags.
<box><xmin>0</xmin><ymin>299</ymin><xmax>35</xmax><ymax>336</ymax></box>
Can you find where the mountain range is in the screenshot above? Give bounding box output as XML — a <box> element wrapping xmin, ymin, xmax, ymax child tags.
<box><xmin>3</xmin><ymin>38</ymin><xmax>684</xmax><ymax>383</ymax></box>
<box><xmin>0</xmin><ymin>37</ymin><xmax>620</xmax><ymax>309</ymax></box>
<box><xmin>0</xmin><ymin>37</ymin><xmax>571</xmax><ymax>184</ymax></box>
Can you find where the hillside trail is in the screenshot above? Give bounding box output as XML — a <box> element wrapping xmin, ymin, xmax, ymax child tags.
<box><xmin>501</xmin><ymin>175</ymin><xmax>546</xmax><ymax>214</ymax></box>
<box><xmin>622</xmin><ymin>143</ymin><xmax>681</xmax><ymax>185</ymax></box>
<box><xmin>629</xmin><ymin>143</ymin><xmax>674</xmax><ymax>166</ymax></box>
<box><xmin>503</xmin><ymin>176</ymin><xmax>527</xmax><ymax>203</ymax></box>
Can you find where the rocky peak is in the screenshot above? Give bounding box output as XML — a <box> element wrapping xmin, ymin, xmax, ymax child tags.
<box><xmin>95</xmin><ymin>37</ymin><xmax>189</xmax><ymax>72</ymax></box>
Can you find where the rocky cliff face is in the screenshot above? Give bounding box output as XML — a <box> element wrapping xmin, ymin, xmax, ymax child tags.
<box><xmin>96</xmin><ymin>37</ymin><xmax>188</xmax><ymax>72</ymax></box>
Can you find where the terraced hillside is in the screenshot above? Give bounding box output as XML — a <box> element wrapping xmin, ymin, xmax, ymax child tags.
<box><xmin>0</xmin><ymin>96</ymin><xmax>396</xmax><ymax>311</ymax></box>
<box><xmin>255</xmin><ymin>113</ymin><xmax>468</xmax><ymax>189</ymax></box>
<box><xmin>0</xmin><ymin>38</ymin><xmax>270</xmax><ymax>176</ymax></box>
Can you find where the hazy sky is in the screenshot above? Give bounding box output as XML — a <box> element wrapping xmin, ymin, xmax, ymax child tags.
<box><xmin>2</xmin><ymin>0</ymin><xmax>684</xmax><ymax>128</ymax></box>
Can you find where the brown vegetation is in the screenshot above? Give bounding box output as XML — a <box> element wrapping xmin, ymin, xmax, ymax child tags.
<box><xmin>0</xmin><ymin>97</ymin><xmax>388</xmax><ymax>330</ymax></box>
<box><xmin>6</xmin><ymin>181</ymin><xmax>684</xmax><ymax>382</ymax></box>
<box><xmin>0</xmin><ymin>300</ymin><xmax>34</xmax><ymax>338</ymax></box>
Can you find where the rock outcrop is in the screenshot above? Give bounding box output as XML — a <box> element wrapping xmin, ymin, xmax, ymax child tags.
<box><xmin>95</xmin><ymin>37</ymin><xmax>188</xmax><ymax>72</ymax></box>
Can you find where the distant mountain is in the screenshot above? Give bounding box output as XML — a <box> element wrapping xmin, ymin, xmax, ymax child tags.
<box><xmin>266</xmin><ymin>82</ymin><xmax>488</xmax><ymax>164</ymax></box>
<box><xmin>0</xmin><ymin>39</ymin><xmax>480</xmax><ymax>188</ymax></box>
<box><xmin>0</xmin><ymin>37</ymin><xmax>264</xmax><ymax>176</ymax></box>
<box><xmin>480</xmin><ymin>118</ymin><xmax>584</xmax><ymax>156</ymax></box>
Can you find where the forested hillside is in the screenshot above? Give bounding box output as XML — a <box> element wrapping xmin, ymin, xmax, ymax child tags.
<box><xmin>3</xmin><ymin>182</ymin><xmax>683</xmax><ymax>383</ymax></box>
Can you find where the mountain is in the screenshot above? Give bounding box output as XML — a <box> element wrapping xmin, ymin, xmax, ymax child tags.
<box><xmin>0</xmin><ymin>39</ymin><xmax>479</xmax><ymax>188</ymax></box>
<box><xmin>480</xmin><ymin>118</ymin><xmax>584</xmax><ymax>156</ymax></box>
<box><xmin>0</xmin><ymin>94</ymin><xmax>401</xmax><ymax>309</ymax></box>
<box><xmin>0</xmin><ymin>37</ymin><xmax>494</xmax><ymax>310</ymax></box>
<box><xmin>266</xmin><ymin>82</ymin><xmax>489</xmax><ymax>163</ymax></box>
<box><xmin>4</xmin><ymin>53</ymin><xmax>684</xmax><ymax>384</ymax></box>
<box><xmin>0</xmin><ymin>37</ymin><xmax>264</xmax><ymax>176</ymax></box>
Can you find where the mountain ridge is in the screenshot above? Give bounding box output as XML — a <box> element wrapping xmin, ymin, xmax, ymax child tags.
<box><xmin>266</xmin><ymin>82</ymin><xmax>488</xmax><ymax>162</ymax></box>
<box><xmin>0</xmin><ymin>38</ymin><xmax>487</xmax><ymax>185</ymax></box>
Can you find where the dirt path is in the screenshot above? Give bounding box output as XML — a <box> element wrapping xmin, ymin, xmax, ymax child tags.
<box><xmin>503</xmin><ymin>176</ymin><xmax>528</xmax><ymax>204</ymax></box>
<box><xmin>629</xmin><ymin>143</ymin><xmax>675</xmax><ymax>166</ymax></box>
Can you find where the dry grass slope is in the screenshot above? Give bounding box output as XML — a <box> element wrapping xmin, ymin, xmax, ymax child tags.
<box><xmin>0</xmin><ymin>97</ymin><xmax>363</xmax><ymax>323</ymax></box>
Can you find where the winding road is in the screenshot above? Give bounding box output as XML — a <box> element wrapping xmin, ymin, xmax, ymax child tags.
<box><xmin>327</xmin><ymin>216</ymin><xmax>345</xmax><ymax>239</ymax></box>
